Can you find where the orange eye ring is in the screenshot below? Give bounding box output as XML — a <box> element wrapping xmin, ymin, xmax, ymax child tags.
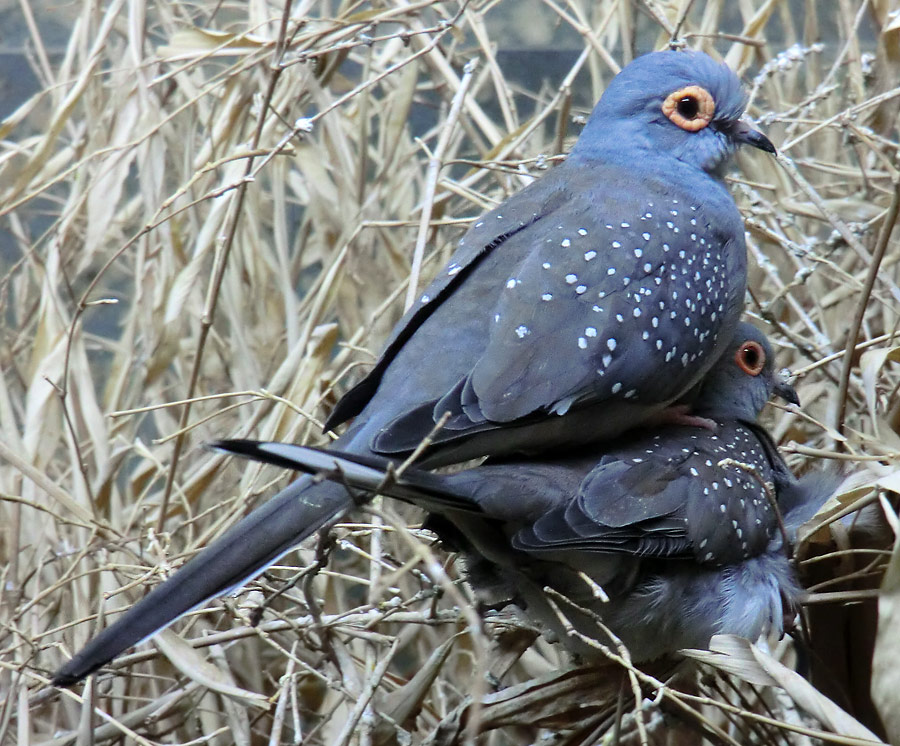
<box><xmin>662</xmin><ymin>85</ymin><xmax>715</xmax><ymax>132</ymax></box>
<box><xmin>735</xmin><ymin>340</ymin><xmax>766</xmax><ymax>376</ymax></box>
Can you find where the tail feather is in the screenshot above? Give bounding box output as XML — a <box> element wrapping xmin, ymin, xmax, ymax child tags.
<box><xmin>51</xmin><ymin>475</ymin><xmax>354</xmax><ymax>687</ymax></box>
<box><xmin>210</xmin><ymin>440</ymin><xmax>484</xmax><ymax>515</ymax></box>
<box><xmin>52</xmin><ymin>440</ymin><xmax>485</xmax><ymax>687</ymax></box>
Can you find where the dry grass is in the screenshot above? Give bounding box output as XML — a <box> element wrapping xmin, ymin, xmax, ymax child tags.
<box><xmin>2</xmin><ymin>0</ymin><xmax>899</xmax><ymax>743</ymax></box>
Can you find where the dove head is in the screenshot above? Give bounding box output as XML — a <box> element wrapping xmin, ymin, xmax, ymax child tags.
<box><xmin>572</xmin><ymin>50</ymin><xmax>774</xmax><ymax>176</ymax></box>
<box><xmin>693</xmin><ymin>322</ymin><xmax>797</xmax><ymax>422</ymax></box>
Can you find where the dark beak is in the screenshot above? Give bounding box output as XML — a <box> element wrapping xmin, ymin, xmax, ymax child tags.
<box><xmin>732</xmin><ymin>120</ymin><xmax>776</xmax><ymax>154</ymax></box>
<box><xmin>774</xmin><ymin>378</ymin><xmax>800</xmax><ymax>407</ymax></box>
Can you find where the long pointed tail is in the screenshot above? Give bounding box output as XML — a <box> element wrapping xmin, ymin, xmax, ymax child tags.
<box><xmin>52</xmin><ymin>474</ymin><xmax>355</xmax><ymax>687</ymax></box>
<box><xmin>210</xmin><ymin>440</ymin><xmax>483</xmax><ymax>514</ymax></box>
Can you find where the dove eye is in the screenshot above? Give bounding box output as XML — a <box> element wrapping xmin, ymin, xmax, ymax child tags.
<box><xmin>677</xmin><ymin>96</ymin><xmax>699</xmax><ymax>119</ymax></box>
<box><xmin>662</xmin><ymin>85</ymin><xmax>715</xmax><ymax>132</ymax></box>
<box><xmin>735</xmin><ymin>341</ymin><xmax>766</xmax><ymax>376</ymax></box>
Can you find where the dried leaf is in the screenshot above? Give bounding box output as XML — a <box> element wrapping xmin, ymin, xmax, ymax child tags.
<box><xmin>872</xmin><ymin>533</ymin><xmax>900</xmax><ymax>744</ymax></box>
<box><xmin>153</xmin><ymin>630</ymin><xmax>271</xmax><ymax>708</ymax></box>
<box><xmin>157</xmin><ymin>28</ymin><xmax>270</xmax><ymax>59</ymax></box>
<box><xmin>681</xmin><ymin>635</ymin><xmax>778</xmax><ymax>686</ymax></box>
<box><xmin>380</xmin><ymin>635</ymin><xmax>457</xmax><ymax>726</ymax></box>
<box><xmin>860</xmin><ymin>347</ymin><xmax>900</xmax><ymax>433</ymax></box>
<box><xmin>83</xmin><ymin>91</ymin><xmax>139</xmax><ymax>267</ymax></box>
<box><xmin>687</xmin><ymin>636</ymin><xmax>882</xmax><ymax>741</ymax></box>
<box><xmin>749</xmin><ymin>643</ymin><xmax>882</xmax><ymax>742</ymax></box>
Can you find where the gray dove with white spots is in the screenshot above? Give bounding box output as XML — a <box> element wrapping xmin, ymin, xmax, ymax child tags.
<box><xmin>206</xmin><ymin>324</ymin><xmax>831</xmax><ymax>661</ymax></box>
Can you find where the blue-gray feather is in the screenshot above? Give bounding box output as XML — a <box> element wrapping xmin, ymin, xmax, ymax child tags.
<box><xmin>208</xmin><ymin>325</ymin><xmax>831</xmax><ymax>661</ymax></box>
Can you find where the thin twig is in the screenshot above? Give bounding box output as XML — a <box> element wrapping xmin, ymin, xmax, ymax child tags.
<box><xmin>156</xmin><ymin>1</ymin><xmax>298</xmax><ymax>532</ymax></box>
<box><xmin>835</xmin><ymin>175</ymin><xmax>900</xmax><ymax>441</ymax></box>
<box><xmin>404</xmin><ymin>58</ymin><xmax>478</xmax><ymax>310</ymax></box>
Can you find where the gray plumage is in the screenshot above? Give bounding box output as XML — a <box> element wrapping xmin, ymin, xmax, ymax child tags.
<box><xmin>208</xmin><ymin>324</ymin><xmax>831</xmax><ymax>661</ymax></box>
<box><xmin>52</xmin><ymin>51</ymin><xmax>775</xmax><ymax>685</ymax></box>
